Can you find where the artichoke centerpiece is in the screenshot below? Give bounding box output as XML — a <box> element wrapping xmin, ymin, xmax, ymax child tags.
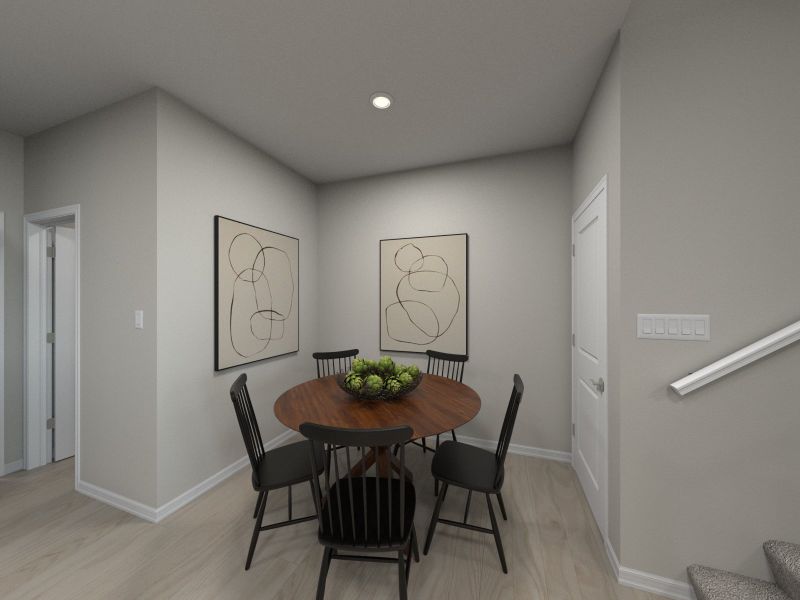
<box><xmin>338</xmin><ymin>356</ymin><xmax>422</xmax><ymax>401</ymax></box>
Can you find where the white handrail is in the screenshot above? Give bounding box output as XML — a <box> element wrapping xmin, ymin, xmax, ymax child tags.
<box><xmin>670</xmin><ymin>319</ymin><xmax>800</xmax><ymax>396</ymax></box>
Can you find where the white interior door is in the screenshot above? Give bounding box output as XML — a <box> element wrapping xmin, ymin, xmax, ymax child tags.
<box><xmin>53</xmin><ymin>223</ymin><xmax>76</xmax><ymax>461</ymax></box>
<box><xmin>572</xmin><ymin>178</ymin><xmax>608</xmax><ymax>536</ymax></box>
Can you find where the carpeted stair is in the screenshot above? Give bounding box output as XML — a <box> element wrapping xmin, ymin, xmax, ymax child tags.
<box><xmin>688</xmin><ymin>540</ymin><xmax>800</xmax><ymax>600</ymax></box>
<box><xmin>765</xmin><ymin>540</ymin><xmax>800</xmax><ymax>600</ymax></box>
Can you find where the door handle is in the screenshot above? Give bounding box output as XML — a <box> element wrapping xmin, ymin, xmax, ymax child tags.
<box><xmin>590</xmin><ymin>378</ymin><xmax>605</xmax><ymax>394</ymax></box>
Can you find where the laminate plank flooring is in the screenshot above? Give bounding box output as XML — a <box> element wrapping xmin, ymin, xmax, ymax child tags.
<box><xmin>0</xmin><ymin>448</ymin><xmax>667</xmax><ymax>600</ymax></box>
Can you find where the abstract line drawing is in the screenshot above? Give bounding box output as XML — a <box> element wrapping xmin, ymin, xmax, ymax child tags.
<box><xmin>215</xmin><ymin>216</ymin><xmax>299</xmax><ymax>370</ymax></box>
<box><xmin>380</xmin><ymin>234</ymin><xmax>468</xmax><ymax>354</ymax></box>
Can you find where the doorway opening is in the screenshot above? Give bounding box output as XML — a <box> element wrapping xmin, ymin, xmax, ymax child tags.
<box><xmin>24</xmin><ymin>205</ymin><xmax>80</xmax><ymax>486</ymax></box>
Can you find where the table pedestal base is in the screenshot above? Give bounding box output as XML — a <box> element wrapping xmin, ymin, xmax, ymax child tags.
<box><xmin>349</xmin><ymin>446</ymin><xmax>413</xmax><ymax>481</ymax></box>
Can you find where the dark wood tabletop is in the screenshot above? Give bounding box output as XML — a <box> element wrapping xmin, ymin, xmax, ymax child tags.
<box><xmin>274</xmin><ymin>374</ymin><xmax>481</xmax><ymax>439</ymax></box>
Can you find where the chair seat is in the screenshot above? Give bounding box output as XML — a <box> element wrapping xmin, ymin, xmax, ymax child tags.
<box><xmin>431</xmin><ymin>440</ymin><xmax>503</xmax><ymax>493</ymax></box>
<box><xmin>319</xmin><ymin>477</ymin><xmax>416</xmax><ymax>549</ymax></box>
<box><xmin>253</xmin><ymin>440</ymin><xmax>324</xmax><ymax>490</ymax></box>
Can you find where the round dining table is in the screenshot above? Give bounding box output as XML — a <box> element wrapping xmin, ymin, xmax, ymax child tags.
<box><xmin>274</xmin><ymin>374</ymin><xmax>481</xmax><ymax>478</ymax></box>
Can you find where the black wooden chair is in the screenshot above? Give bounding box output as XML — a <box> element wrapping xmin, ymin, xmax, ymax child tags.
<box><xmin>229</xmin><ymin>373</ymin><xmax>323</xmax><ymax>570</ymax></box>
<box><xmin>313</xmin><ymin>349</ymin><xmax>359</xmax><ymax>378</ymax></box>
<box><xmin>423</xmin><ymin>374</ymin><xmax>524</xmax><ymax>574</ymax></box>
<box><xmin>300</xmin><ymin>422</ymin><xmax>419</xmax><ymax>600</ymax></box>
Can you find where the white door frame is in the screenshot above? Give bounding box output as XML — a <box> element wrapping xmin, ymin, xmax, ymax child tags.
<box><xmin>571</xmin><ymin>175</ymin><xmax>608</xmax><ymax>537</ymax></box>
<box><xmin>0</xmin><ymin>212</ymin><xmax>5</xmax><ymax>472</ymax></box>
<box><xmin>24</xmin><ymin>205</ymin><xmax>80</xmax><ymax>485</ymax></box>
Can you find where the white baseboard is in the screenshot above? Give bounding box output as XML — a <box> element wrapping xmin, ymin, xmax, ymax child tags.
<box><xmin>154</xmin><ymin>428</ymin><xmax>298</xmax><ymax>522</ymax></box>
<box><xmin>76</xmin><ymin>429</ymin><xmax>298</xmax><ymax>523</ymax></box>
<box><xmin>604</xmin><ymin>532</ymin><xmax>694</xmax><ymax>600</ymax></box>
<box><xmin>76</xmin><ymin>479</ymin><xmax>159</xmax><ymax>522</ymax></box>
<box><xmin>1</xmin><ymin>459</ymin><xmax>23</xmax><ymax>476</ymax></box>
<box><xmin>618</xmin><ymin>565</ymin><xmax>694</xmax><ymax>600</ymax></box>
<box><xmin>457</xmin><ymin>434</ymin><xmax>572</xmax><ymax>463</ymax></box>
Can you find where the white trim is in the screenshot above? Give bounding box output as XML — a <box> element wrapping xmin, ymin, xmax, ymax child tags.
<box><xmin>155</xmin><ymin>428</ymin><xmax>298</xmax><ymax>522</ymax></box>
<box><xmin>618</xmin><ymin>566</ymin><xmax>694</xmax><ymax>600</ymax></box>
<box><xmin>76</xmin><ymin>479</ymin><xmax>159</xmax><ymax>522</ymax></box>
<box><xmin>670</xmin><ymin>319</ymin><xmax>800</xmax><ymax>395</ymax></box>
<box><xmin>0</xmin><ymin>212</ymin><xmax>4</xmax><ymax>472</ymax></box>
<box><xmin>457</xmin><ymin>434</ymin><xmax>571</xmax><ymax>463</ymax></box>
<box><xmin>571</xmin><ymin>175</ymin><xmax>609</xmax><ymax>539</ymax></box>
<box><xmin>76</xmin><ymin>428</ymin><xmax>298</xmax><ymax>523</ymax></box>
<box><xmin>155</xmin><ymin>455</ymin><xmax>250</xmax><ymax>522</ymax></box>
<box><xmin>604</xmin><ymin>535</ymin><xmax>621</xmax><ymax>579</ymax></box>
<box><xmin>23</xmin><ymin>205</ymin><xmax>80</xmax><ymax>482</ymax></box>
<box><xmin>2</xmin><ymin>459</ymin><xmax>23</xmax><ymax>476</ymax></box>
<box><xmin>604</xmin><ymin>536</ymin><xmax>694</xmax><ymax>600</ymax></box>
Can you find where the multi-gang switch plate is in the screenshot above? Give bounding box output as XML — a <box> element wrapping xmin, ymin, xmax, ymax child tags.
<box><xmin>637</xmin><ymin>314</ymin><xmax>710</xmax><ymax>341</ymax></box>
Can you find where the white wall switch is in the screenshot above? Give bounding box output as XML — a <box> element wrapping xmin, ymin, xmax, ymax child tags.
<box><xmin>637</xmin><ymin>314</ymin><xmax>710</xmax><ymax>341</ymax></box>
<box><xmin>134</xmin><ymin>310</ymin><xmax>144</xmax><ymax>329</ymax></box>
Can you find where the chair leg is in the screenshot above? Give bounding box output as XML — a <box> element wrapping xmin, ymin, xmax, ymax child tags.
<box><xmin>393</xmin><ymin>443</ymin><xmax>400</xmax><ymax>457</ymax></box>
<box><xmin>434</xmin><ymin>477</ymin><xmax>439</xmax><ymax>497</ymax></box>
<box><xmin>424</xmin><ymin>482</ymin><xmax>448</xmax><ymax>555</ymax></box>
<box><xmin>246</xmin><ymin>490</ymin><xmax>267</xmax><ymax>570</ymax></box>
<box><xmin>309</xmin><ymin>480</ymin><xmax>320</xmax><ymax>514</ymax></box>
<box><xmin>451</xmin><ymin>429</ymin><xmax>457</xmax><ymax>442</ymax></box>
<box><xmin>411</xmin><ymin>524</ymin><xmax>420</xmax><ymax>562</ymax></box>
<box><xmin>288</xmin><ymin>485</ymin><xmax>292</xmax><ymax>520</ymax></box>
<box><xmin>316</xmin><ymin>547</ymin><xmax>333</xmax><ymax>600</ymax></box>
<box><xmin>463</xmin><ymin>490</ymin><xmax>472</xmax><ymax>523</ymax></box>
<box><xmin>422</xmin><ymin>437</ymin><xmax>427</xmax><ymax>454</ymax></box>
<box><xmin>253</xmin><ymin>491</ymin><xmax>265</xmax><ymax>518</ymax></box>
<box><xmin>398</xmin><ymin>550</ymin><xmax>408</xmax><ymax>600</ymax></box>
<box><xmin>486</xmin><ymin>493</ymin><xmax>508</xmax><ymax>574</ymax></box>
<box><xmin>497</xmin><ymin>491</ymin><xmax>508</xmax><ymax>521</ymax></box>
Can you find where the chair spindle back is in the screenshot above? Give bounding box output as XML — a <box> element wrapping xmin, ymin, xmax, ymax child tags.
<box><xmin>425</xmin><ymin>350</ymin><xmax>468</xmax><ymax>382</ymax></box>
<box><xmin>313</xmin><ymin>349</ymin><xmax>359</xmax><ymax>378</ymax></box>
<box><xmin>229</xmin><ymin>374</ymin><xmax>266</xmax><ymax>485</ymax></box>
<box><xmin>300</xmin><ymin>423</ymin><xmax>413</xmax><ymax>549</ymax></box>
<box><xmin>495</xmin><ymin>374</ymin><xmax>524</xmax><ymax>486</ymax></box>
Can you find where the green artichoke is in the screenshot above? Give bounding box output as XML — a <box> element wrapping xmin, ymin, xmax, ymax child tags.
<box><xmin>351</xmin><ymin>358</ymin><xmax>368</xmax><ymax>374</ymax></box>
<box><xmin>385</xmin><ymin>377</ymin><xmax>403</xmax><ymax>394</ymax></box>
<box><xmin>378</xmin><ymin>355</ymin><xmax>395</xmax><ymax>374</ymax></box>
<box><xmin>405</xmin><ymin>364</ymin><xmax>420</xmax><ymax>378</ymax></box>
<box><xmin>364</xmin><ymin>374</ymin><xmax>384</xmax><ymax>394</ymax></box>
<box><xmin>345</xmin><ymin>375</ymin><xmax>364</xmax><ymax>392</ymax></box>
<box><xmin>397</xmin><ymin>371</ymin><xmax>413</xmax><ymax>386</ymax></box>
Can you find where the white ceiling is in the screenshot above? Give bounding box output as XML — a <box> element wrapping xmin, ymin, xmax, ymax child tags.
<box><xmin>0</xmin><ymin>1</ymin><xmax>629</xmax><ymax>183</ymax></box>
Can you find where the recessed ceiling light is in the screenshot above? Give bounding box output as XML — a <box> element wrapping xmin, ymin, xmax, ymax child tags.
<box><xmin>370</xmin><ymin>92</ymin><xmax>393</xmax><ymax>110</ymax></box>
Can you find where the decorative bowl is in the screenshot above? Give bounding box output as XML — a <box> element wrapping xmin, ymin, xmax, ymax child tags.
<box><xmin>336</xmin><ymin>372</ymin><xmax>423</xmax><ymax>402</ymax></box>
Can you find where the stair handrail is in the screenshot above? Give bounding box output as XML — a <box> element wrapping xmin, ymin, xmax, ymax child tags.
<box><xmin>670</xmin><ymin>319</ymin><xmax>800</xmax><ymax>396</ymax></box>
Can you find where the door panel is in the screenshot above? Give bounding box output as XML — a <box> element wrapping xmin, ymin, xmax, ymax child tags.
<box><xmin>572</xmin><ymin>180</ymin><xmax>607</xmax><ymax>536</ymax></box>
<box><xmin>53</xmin><ymin>224</ymin><xmax>76</xmax><ymax>462</ymax></box>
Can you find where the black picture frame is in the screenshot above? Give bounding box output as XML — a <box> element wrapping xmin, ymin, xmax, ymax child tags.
<box><xmin>379</xmin><ymin>232</ymin><xmax>469</xmax><ymax>355</ymax></box>
<box><xmin>214</xmin><ymin>215</ymin><xmax>300</xmax><ymax>371</ymax></box>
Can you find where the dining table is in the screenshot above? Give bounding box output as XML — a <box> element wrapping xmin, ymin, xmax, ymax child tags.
<box><xmin>274</xmin><ymin>374</ymin><xmax>481</xmax><ymax>479</ymax></box>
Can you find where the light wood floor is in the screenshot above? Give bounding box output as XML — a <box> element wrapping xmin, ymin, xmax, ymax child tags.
<box><xmin>0</xmin><ymin>449</ymin><xmax>666</xmax><ymax>600</ymax></box>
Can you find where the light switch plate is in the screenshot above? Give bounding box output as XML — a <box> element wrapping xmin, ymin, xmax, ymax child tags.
<box><xmin>637</xmin><ymin>314</ymin><xmax>710</xmax><ymax>341</ymax></box>
<box><xmin>134</xmin><ymin>309</ymin><xmax>144</xmax><ymax>329</ymax></box>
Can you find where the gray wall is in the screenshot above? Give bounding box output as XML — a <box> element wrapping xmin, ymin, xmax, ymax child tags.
<box><xmin>618</xmin><ymin>0</ymin><xmax>800</xmax><ymax>581</ymax></box>
<box><xmin>317</xmin><ymin>149</ymin><xmax>573</xmax><ymax>453</ymax></box>
<box><xmin>24</xmin><ymin>92</ymin><xmax>158</xmax><ymax>505</ymax></box>
<box><xmin>0</xmin><ymin>131</ymin><xmax>24</xmax><ymax>466</ymax></box>
<box><xmin>572</xmin><ymin>40</ymin><xmax>621</xmax><ymax>556</ymax></box>
<box><xmin>155</xmin><ymin>92</ymin><xmax>319</xmax><ymax>506</ymax></box>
